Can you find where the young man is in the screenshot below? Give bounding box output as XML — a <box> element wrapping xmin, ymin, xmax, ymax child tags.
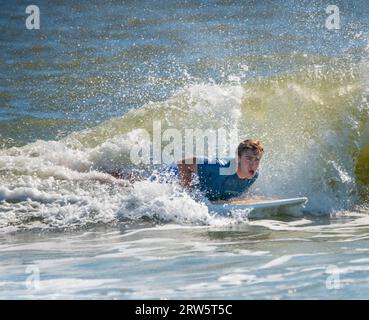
<box><xmin>176</xmin><ymin>139</ymin><xmax>264</xmax><ymax>201</ymax></box>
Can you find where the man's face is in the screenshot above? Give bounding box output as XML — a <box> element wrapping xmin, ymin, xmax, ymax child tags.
<box><xmin>238</xmin><ymin>150</ymin><xmax>262</xmax><ymax>179</ymax></box>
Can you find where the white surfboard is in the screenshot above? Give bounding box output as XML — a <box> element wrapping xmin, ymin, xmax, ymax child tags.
<box><xmin>208</xmin><ymin>197</ymin><xmax>308</xmax><ymax>218</ymax></box>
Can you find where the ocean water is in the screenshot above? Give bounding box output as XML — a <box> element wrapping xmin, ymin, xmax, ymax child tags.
<box><xmin>0</xmin><ymin>0</ymin><xmax>369</xmax><ymax>299</ymax></box>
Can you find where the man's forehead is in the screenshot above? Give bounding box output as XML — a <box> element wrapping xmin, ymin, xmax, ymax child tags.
<box><xmin>242</xmin><ymin>150</ymin><xmax>262</xmax><ymax>158</ymax></box>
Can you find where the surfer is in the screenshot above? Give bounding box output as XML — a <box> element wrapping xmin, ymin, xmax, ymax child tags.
<box><xmin>176</xmin><ymin>139</ymin><xmax>264</xmax><ymax>201</ymax></box>
<box><xmin>106</xmin><ymin>139</ymin><xmax>263</xmax><ymax>201</ymax></box>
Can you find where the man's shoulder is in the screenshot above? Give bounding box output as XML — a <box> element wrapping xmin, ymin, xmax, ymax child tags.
<box><xmin>217</xmin><ymin>157</ymin><xmax>235</xmax><ymax>168</ymax></box>
<box><xmin>197</xmin><ymin>157</ymin><xmax>236</xmax><ymax>179</ymax></box>
<box><xmin>197</xmin><ymin>157</ymin><xmax>235</xmax><ymax>166</ymax></box>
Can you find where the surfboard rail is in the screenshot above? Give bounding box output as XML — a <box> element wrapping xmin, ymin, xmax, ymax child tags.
<box><xmin>211</xmin><ymin>197</ymin><xmax>308</xmax><ymax>207</ymax></box>
<box><xmin>208</xmin><ymin>197</ymin><xmax>308</xmax><ymax>216</ymax></box>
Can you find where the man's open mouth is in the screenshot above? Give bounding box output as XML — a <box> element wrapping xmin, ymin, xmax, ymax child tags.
<box><xmin>249</xmin><ymin>170</ymin><xmax>255</xmax><ymax>176</ymax></box>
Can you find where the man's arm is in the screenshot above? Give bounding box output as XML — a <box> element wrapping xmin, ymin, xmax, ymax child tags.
<box><xmin>78</xmin><ymin>171</ymin><xmax>131</xmax><ymax>186</ymax></box>
<box><xmin>108</xmin><ymin>170</ymin><xmax>143</xmax><ymax>183</ymax></box>
<box><xmin>177</xmin><ymin>157</ymin><xmax>198</xmax><ymax>189</ymax></box>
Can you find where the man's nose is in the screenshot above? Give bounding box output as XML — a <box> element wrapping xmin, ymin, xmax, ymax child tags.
<box><xmin>251</xmin><ymin>161</ymin><xmax>259</xmax><ymax>168</ymax></box>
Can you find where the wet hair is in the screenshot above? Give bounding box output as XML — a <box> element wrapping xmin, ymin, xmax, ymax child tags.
<box><xmin>237</xmin><ymin>139</ymin><xmax>264</xmax><ymax>157</ymax></box>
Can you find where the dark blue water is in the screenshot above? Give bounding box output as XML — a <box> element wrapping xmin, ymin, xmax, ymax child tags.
<box><xmin>1</xmin><ymin>0</ymin><xmax>368</xmax><ymax>145</ymax></box>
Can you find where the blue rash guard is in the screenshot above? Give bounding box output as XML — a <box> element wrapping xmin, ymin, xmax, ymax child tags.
<box><xmin>196</xmin><ymin>158</ymin><xmax>259</xmax><ymax>201</ymax></box>
<box><xmin>151</xmin><ymin>158</ymin><xmax>259</xmax><ymax>201</ymax></box>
